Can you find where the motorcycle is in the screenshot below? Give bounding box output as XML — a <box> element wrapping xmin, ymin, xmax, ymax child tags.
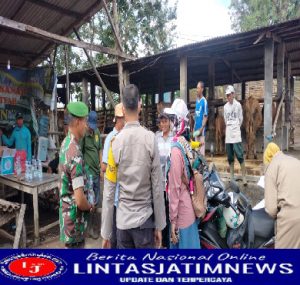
<box><xmin>198</xmin><ymin>162</ymin><xmax>275</xmax><ymax>249</ymax></box>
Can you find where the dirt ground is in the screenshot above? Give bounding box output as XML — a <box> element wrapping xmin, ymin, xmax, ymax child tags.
<box><xmin>3</xmin><ymin>146</ymin><xmax>299</xmax><ymax>249</ymax></box>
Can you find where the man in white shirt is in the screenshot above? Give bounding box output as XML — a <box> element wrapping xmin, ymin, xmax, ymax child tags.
<box><xmin>224</xmin><ymin>85</ymin><xmax>247</xmax><ymax>185</ymax></box>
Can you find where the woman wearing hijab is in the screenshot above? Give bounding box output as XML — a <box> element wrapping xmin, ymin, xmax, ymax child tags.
<box><xmin>264</xmin><ymin>142</ymin><xmax>300</xmax><ymax>248</ymax></box>
<box><xmin>167</xmin><ymin>99</ymin><xmax>201</xmax><ymax>249</ymax></box>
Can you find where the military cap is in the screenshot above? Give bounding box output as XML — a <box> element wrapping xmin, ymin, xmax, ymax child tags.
<box><xmin>67</xmin><ymin>102</ymin><xmax>88</xmax><ymax>117</ymax></box>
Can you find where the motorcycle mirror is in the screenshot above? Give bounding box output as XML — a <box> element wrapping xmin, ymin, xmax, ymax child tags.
<box><xmin>229</xmin><ymin>180</ymin><xmax>240</xmax><ymax>193</ymax></box>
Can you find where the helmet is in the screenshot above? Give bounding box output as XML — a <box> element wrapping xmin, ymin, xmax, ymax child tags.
<box><xmin>222</xmin><ymin>193</ymin><xmax>244</xmax><ymax>229</ymax></box>
<box><xmin>166</xmin><ymin>99</ymin><xmax>189</xmax><ymax>136</ymax></box>
<box><xmin>170</xmin><ymin>98</ymin><xmax>189</xmax><ymax>122</ymax></box>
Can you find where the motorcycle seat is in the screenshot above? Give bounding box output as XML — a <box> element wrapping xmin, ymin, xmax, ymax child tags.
<box><xmin>251</xmin><ymin>208</ymin><xmax>274</xmax><ymax>239</ymax></box>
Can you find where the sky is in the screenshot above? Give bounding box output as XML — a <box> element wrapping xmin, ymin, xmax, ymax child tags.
<box><xmin>173</xmin><ymin>0</ymin><xmax>233</xmax><ymax>47</ymax></box>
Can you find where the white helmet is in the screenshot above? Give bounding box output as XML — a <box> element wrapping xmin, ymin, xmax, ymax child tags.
<box><xmin>222</xmin><ymin>193</ymin><xmax>244</xmax><ymax>229</ymax></box>
<box><xmin>170</xmin><ymin>98</ymin><xmax>189</xmax><ymax>122</ymax></box>
<box><xmin>166</xmin><ymin>99</ymin><xmax>190</xmax><ymax>136</ymax></box>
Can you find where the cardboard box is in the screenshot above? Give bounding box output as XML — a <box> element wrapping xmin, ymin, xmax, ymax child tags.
<box><xmin>0</xmin><ymin>156</ymin><xmax>14</xmax><ymax>175</ymax></box>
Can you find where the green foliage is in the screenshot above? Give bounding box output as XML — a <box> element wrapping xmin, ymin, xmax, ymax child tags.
<box><xmin>55</xmin><ymin>0</ymin><xmax>177</xmax><ymax>76</ymax></box>
<box><xmin>230</xmin><ymin>0</ymin><xmax>300</xmax><ymax>32</ymax></box>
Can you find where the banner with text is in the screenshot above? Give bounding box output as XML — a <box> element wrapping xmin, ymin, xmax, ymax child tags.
<box><xmin>0</xmin><ymin>250</ymin><xmax>299</xmax><ymax>284</ymax></box>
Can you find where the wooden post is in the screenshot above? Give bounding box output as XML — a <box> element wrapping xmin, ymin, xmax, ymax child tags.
<box><xmin>264</xmin><ymin>38</ymin><xmax>274</xmax><ymax>149</ymax></box>
<box><xmin>208</xmin><ymin>58</ymin><xmax>215</xmax><ymax>100</ymax></box>
<box><xmin>73</xmin><ymin>29</ymin><xmax>116</xmax><ymax>107</ymax></box>
<box><xmin>277</xmin><ymin>43</ymin><xmax>285</xmax><ymax>149</ymax></box>
<box><xmin>82</xmin><ymin>78</ymin><xmax>89</xmax><ymax>105</ymax></box>
<box><xmin>241</xmin><ymin>82</ymin><xmax>246</xmax><ymax>100</ymax></box>
<box><xmin>91</xmin><ymin>82</ymin><xmax>96</xmax><ymax>111</ymax></box>
<box><xmin>285</xmin><ymin>57</ymin><xmax>291</xmax><ymax>123</ymax></box>
<box><xmin>112</xmin><ymin>0</ymin><xmax>124</xmax><ymax>98</ymax></box>
<box><xmin>64</xmin><ymin>45</ymin><xmax>70</xmax><ymax>103</ymax></box>
<box><xmin>123</xmin><ymin>70</ymin><xmax>130</xmax><ymax>86</ymax></box>
<box><xmin>102</xmin><ymin>88</ymin><xmax>106</xmax><ymax>111</ymax></box>
<box><xmin>277</xmin><ymin>43</ymin><xmax>285</xmax><ymax>99</ymax></box>
<box><xmin>208</xmin><ymin>58</ymin><xmax>215</xmax><ymax>142</ymax></box>
<box><xmin>180</xmin><ymin>56</ymin><xmax>188</xmax><ymax>103</ymax></box>
<box><xmin>290</xmin><ymin>76</ymin><xmax>295</xmax><ymax>145</ymax></box>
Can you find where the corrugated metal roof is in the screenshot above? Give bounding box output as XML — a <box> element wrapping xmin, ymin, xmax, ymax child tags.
<box><xmin>0</xmin><ymin>0</ymin><xmax>104</xmax><ymax>68</ymax></box>
<box><xmin>58</xmin><ymin>18</ymin><xmax>300</xmax><ymax>95</ymax></box>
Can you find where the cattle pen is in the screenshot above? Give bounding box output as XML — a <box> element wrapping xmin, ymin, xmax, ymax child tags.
<box><xmin>58</xmin><ymin>18</ymin><xmax>300</xmax><ymax>179</ymax></box>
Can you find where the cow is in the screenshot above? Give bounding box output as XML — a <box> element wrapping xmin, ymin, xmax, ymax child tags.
<box><xmin>215</xmin><ymin>108</ymin><xmax>225</xmax><ymax>154</ymax></box>
<box><xmin>243</xmin><ymin>97</ymin><xmax>262</xmax><ymax>159</ymax></box>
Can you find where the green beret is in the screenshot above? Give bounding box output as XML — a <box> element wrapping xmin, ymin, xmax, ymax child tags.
<box><xmin>67</xmin><ymin>102</ymin><xmax>88</xmax><ymax>117</ymax></box>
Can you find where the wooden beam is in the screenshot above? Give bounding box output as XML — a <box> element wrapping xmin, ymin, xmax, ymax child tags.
<box><xmin>208</xmin><ymin>58</ymin><xmax>216</xmax><ymax>139</ymax></box>
<box><xmin>82</xmin><ymin>78</ymin><xmax>89</xmax><ymax>105</ymax></box>
<box><xmin>180</xmin><ymin>56</ymin><xmax>188</xmax><ymax>103</ymax></box>
<box><xmin>266</xmin><ymin>31</ymin><xmax>282</xmax><ymax>43</ymax></box>
<box><xmin>26</xmin><ymin>0</ymin><xmax>83</xmax><ymax>18</ymax></box>
<box><xmin>0</xmin><ymin>16</ymin><xmax>134</xmax><ymax>60</ymax></box>
<box><xmin>253</xmin><ymin>32</ymin><xmax>266</xmax><ymax>45</ymax></box>
<box><xmin>208</xmin><ymin>58</ymin><xmax>215</xmax><ymax>100</ymax></box>
<box><xmin>13</xmin><ymin>204</ymin><xmax>26</xmax><ymax>249</ymax></box>
<box><xmin>64</xmin><ymin>45</ymin><xmax>70</xmax><ymax>104</ymax></box>
<box><xmin>277</xmin><ymin>42</ymin><xmax>285</xmax><ymax>99</ymax></box>
<box><xmin>73</xmin><ymin>28</ymin><xmax>116</xmax><ymax>107</ymax></box>
<box><xmin>222</xmin><ymin>58</ymin><xmax>242</xmax><ymax>82</ymax></box>
<box><xmin>112</xmin><ymin>0</ymin><xmax>125</xmax><ymax>98</ymax></box>
<box><xmin>241</xmin><ymin>81</ymin><xmax>246</xmax><ymax>100</ymax></box>
<box><xmin>285</xmin><ymin>57</ymin><xmax>291</xmax><ymax>123</ymax></box>
<box><xmin>264</xmin><ymin>38</ymin><xmax>274</xmax><ymax>149</ymax></box>
<box><xmin>91</xmin><ymin>82</ymin><xmax>96</xmax><ymax>111</ymax></box>
<box><xmin>290</xmin><ymin>75</ymin><xmax>295</xmax><ymax>128</ymax></box>
<box><xmin>123</xmin><ymin>70</ymin><xmax>130</xmax><ymax>86</ymax></box>
<box><xmin>103</xmin><ymin>0</ymin><xmax>123</xmax><ymax>51</ymax></box>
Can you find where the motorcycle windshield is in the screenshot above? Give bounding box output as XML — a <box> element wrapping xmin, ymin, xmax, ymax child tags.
<box><xmin>210</xmin><ymin>169</ymin><xmax>225</xmax><ymax>190</ymax></box>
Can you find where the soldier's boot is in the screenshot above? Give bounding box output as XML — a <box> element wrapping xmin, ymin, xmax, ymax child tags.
<box><xmin>230</xmin><ymin>163</ymin><xmax>235</xmax><ymax>181</ymax></box>
<box><xmin>241</xmin><ymin>162</ymin><xmax>247</xmax><ymax>186</ymax></box>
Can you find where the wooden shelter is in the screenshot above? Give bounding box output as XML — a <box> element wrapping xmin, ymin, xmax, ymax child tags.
<box><xmin>58</xmin><ymin>18</ymin><xmax>300</xmax><ymax>150</ymax></box>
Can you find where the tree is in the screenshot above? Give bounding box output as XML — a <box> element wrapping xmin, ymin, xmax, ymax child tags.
<box><xmin>229</xmin><ymin>0</ymin><xmax>300</xmax><ymax>32</ymax></box>
<box><xmin>55</xmin><ymin>0</ymin><xmax>177</xmax><ymax>76</ymax></box>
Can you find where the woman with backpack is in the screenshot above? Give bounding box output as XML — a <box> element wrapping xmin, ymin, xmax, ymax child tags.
<box><xmin>167</xmin><ymin>99</ymin><xmax>201</xmax><ymax>249</ymax></box>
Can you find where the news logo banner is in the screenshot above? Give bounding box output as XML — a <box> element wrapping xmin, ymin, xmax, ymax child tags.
<box><xmin>0</xmin><ymin>252</ymin><xmax>67</xmax><ymax>282</ymax></box>
<box><xmin>0</xmin><ymin>250</ymin><xmax>299</xmax><ymax>284</ymax></box>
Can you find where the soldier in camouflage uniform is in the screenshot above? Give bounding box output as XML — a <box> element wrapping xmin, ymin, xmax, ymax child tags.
<box><xmin>59</xmin><ymin>102</ymin><xmax>94</xmax><ymax>248</ymax></box>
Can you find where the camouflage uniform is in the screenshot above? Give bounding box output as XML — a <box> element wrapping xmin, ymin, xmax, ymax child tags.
<box><xmin>59</xmin><ymin>131</ymin><xmax>91</xmax><ymax>245</ymax></box>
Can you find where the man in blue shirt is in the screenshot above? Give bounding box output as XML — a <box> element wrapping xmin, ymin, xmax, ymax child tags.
<box><xmin>1</xmin><ymin>113</ymin><xmax>32</xmax><ymax>160</ymax></box>
<box><xmin>193</xmin><ymin>81</ymin><xmax>208</xmax><ymax>155</ymax></box>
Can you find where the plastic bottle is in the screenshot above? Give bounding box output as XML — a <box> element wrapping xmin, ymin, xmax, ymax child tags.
<box><xmin>27</xmin><ymin>162</ymin><xmax>33</xmax><ymax>182</ymax></box>
<box><xmin>88</xmin><ymin>175</ymin><xmax>95</xmax><ymax>205</ymax></box>
<box><xmin>32</xmin><ymin>157</ymin><xmax>37</xmax><ymax>178</ymax></box>
<box><xmin>37</xmin><ymin>160</ymin><xmax>43</xmax><ymax>180</ymax></box>
<box><xmin>16</xmin><ymin>157</ymin><xmax>21</xmax><ymax>177</ymax></box>
<box><xmin>25</xmin><ymin>161</ymin><xmax>29</xmax><ymax>181</ymax></box>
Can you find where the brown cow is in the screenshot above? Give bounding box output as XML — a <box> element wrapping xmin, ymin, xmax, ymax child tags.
<box><xmin>215</xmin><ymin>108</ymin><xmax>225</xmax><ymax>154</ymax></box>
<box><xmin>243</xmin><ymin>97</ymin><xmax>262</xmax><ymax>159</ymax></box>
